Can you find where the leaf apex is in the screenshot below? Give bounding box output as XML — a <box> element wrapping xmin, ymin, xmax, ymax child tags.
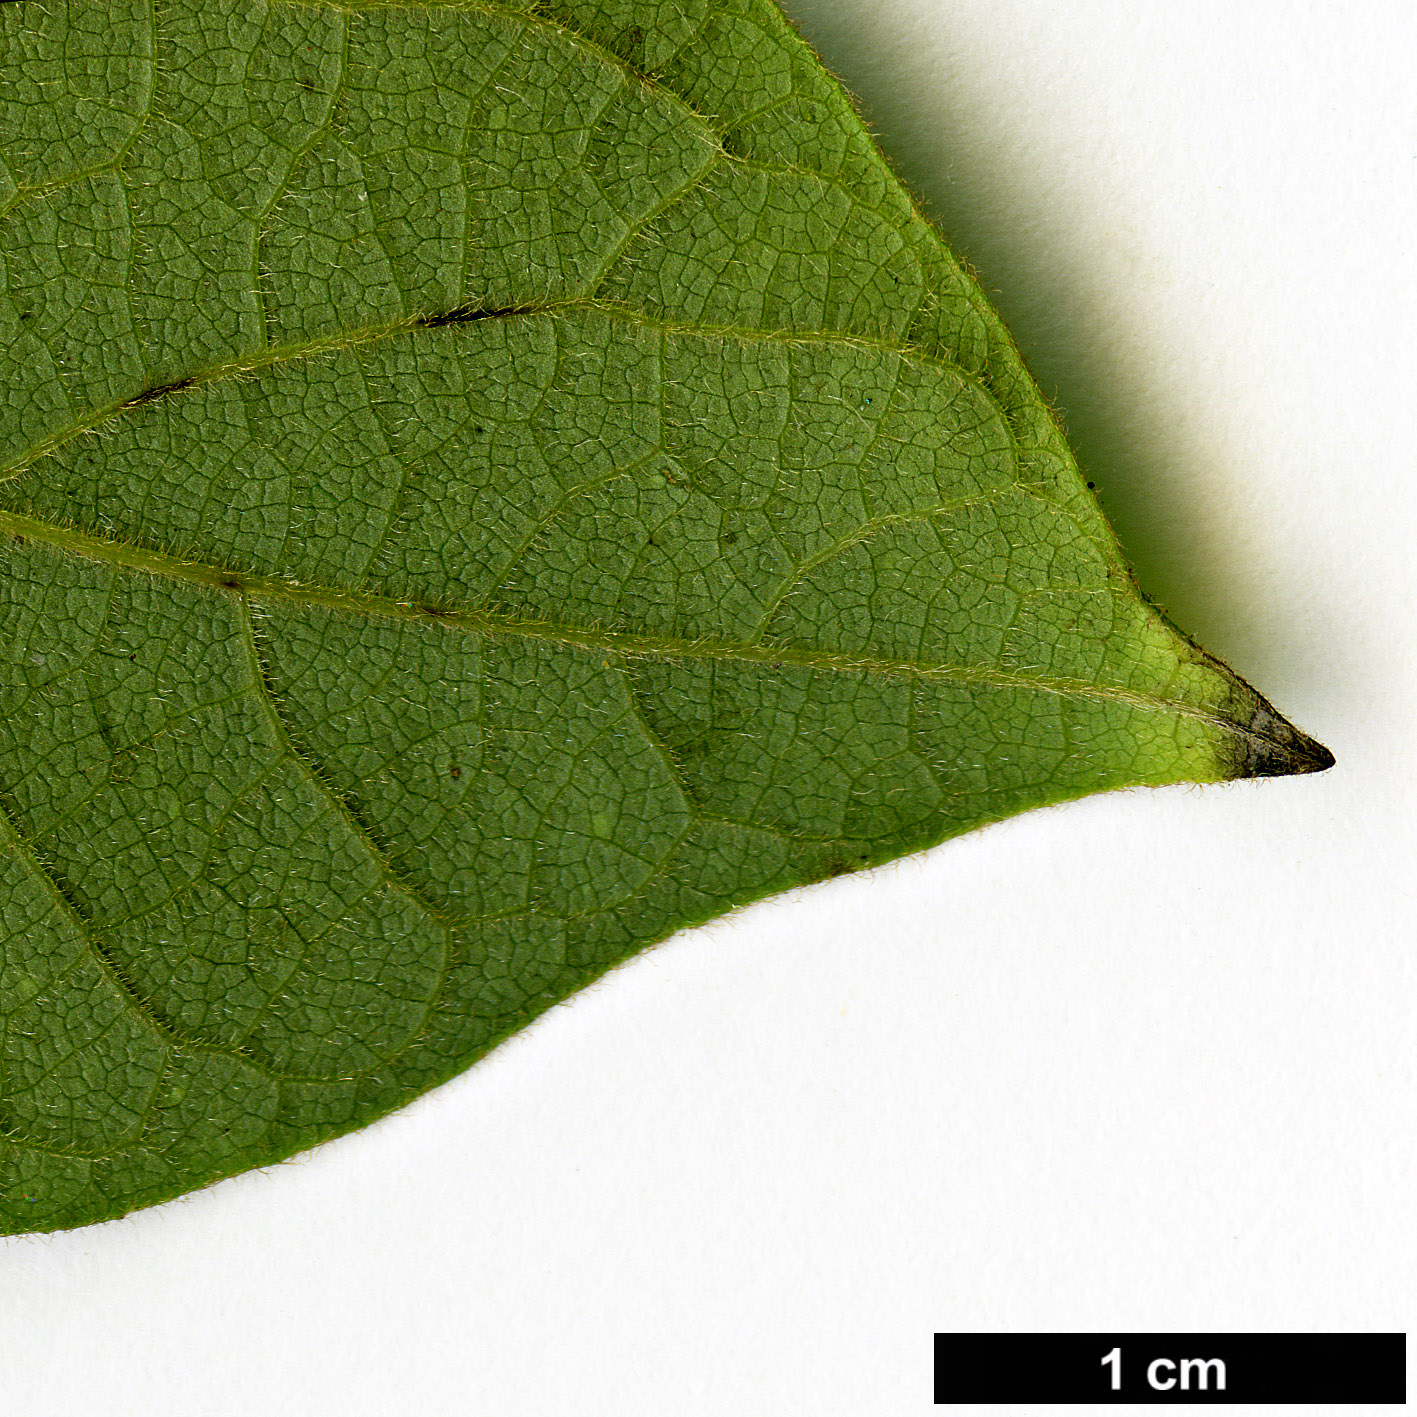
<box><xmin>1223</xmin><ymin>694</ymin><xmax>1335</xmax><ymax>780</ymax></box>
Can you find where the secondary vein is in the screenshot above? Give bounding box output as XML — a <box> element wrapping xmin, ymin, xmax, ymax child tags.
<box><xmin>0</xmin><ymin>300</ymin><xmax>983</xmax><ymax>491</ymax></box>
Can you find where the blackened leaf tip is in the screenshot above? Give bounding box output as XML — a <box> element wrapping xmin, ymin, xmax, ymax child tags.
<box><xmin>1226</xmin><ymin>696</ymin><xmax>1335</xmax><ymax>779</ymax></box>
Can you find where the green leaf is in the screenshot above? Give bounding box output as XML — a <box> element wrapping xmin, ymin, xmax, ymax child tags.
<box><xmin>0</xmin><ymin>0</ymin><xmax>1329</xmax><ymax>1236</ymax></box>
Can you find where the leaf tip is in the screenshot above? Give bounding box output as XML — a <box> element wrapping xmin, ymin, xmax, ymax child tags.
<box><xmin>1223</xmin><ymin>694</ymin><xmax>1335</xmax><ymax>780</ymax></box>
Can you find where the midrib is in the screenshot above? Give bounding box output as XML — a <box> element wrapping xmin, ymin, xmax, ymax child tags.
<box><xmin>0</xmin><ymin>500</ymin><xmax>1218</xmax><ymax>727</ymax></box>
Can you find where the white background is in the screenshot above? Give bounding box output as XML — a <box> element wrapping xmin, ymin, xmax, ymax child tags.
<box><xmin>2</xmin><ymin>2</ymin><xmax>1412</xmax><ymax>1413</ymax></box>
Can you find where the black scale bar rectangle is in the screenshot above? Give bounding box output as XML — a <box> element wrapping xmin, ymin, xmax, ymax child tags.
<box><xmin>933</xmin><ymin>1333</ymin><xmax>1405</xmax><ymax>1404</ymax></box>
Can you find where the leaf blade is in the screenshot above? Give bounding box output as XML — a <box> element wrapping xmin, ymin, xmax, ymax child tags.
<box><xmin>0</xmin><ymin>0</ymin><xmax>1326</xmax><ymax>1235</ymax></box>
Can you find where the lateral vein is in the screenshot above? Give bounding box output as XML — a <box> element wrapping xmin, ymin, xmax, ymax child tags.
<box><xmin>0</xmin><ymin>300</ymin><xmax>983</xmax><ymax>490</ymax></box>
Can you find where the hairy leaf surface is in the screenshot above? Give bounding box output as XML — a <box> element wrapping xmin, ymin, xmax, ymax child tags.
<box><xmin>0</xmin><ymin>0</ymin><xmax>1329</xmax><ymax>1235</ymax></box>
